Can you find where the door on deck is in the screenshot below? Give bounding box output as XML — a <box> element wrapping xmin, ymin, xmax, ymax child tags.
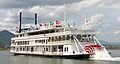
<box><xmin>58</xmin><ymin>45</ymin><xmax>63</xmax><ymax>52</ymax></box>
<box><xmin>52</xmin><ymin>46</ymin><xmax>57</xmax><ymax>52</ymax></box>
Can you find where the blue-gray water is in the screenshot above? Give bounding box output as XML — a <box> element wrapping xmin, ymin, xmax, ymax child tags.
<box><xmin>0</xmin><ymin>50</ymin><xmax>120</xmax><ymax>64</ymax></box>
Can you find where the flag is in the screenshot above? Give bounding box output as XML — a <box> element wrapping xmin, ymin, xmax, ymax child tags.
<box><xmin>50</xmin><ymin>21</ymin><xmax>56</xmax><ymax>29</ymax></box>
<box><xmin>56</xmin><ymin>20</ymin><xmax>62</xmax><ymax>28</ymax></box>
<box><xmin>44</xmin><ymin>23</ymin><xmax>49</xmax><ymax>28</ymax></box>
<box><xmin>84</xmin><ymin>19</ymin><xmax>89</xmax><ymax>25</ymax></box>
<box><xmin>50</xmin><ymin>21</ymin><xmax>55</xmax><ymax>26</ymax></box>
<box><xmin>56</xmin><ymin>20</ymin><xmax>61</xmax><ymax>25</ymax></box>
<box><xmin>39</xmin><ymin>23</ymin><xmax>42</xmax><ymax>27</ymax></box>
<box><xmin>15</xmin><ymin>26</ymin><xmax>19</xmax><ymax>32</ymax></box>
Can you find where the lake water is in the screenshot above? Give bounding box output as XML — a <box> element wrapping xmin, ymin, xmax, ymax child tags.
<box><xmin>0</xmin><ymin>50</ymin><xmax>120</xmax><ymax>64</ymax></box>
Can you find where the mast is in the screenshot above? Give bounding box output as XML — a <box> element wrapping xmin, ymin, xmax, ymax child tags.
<box><xmin>64</xmin><ymin>2</ymin><xmax>67</xmax><ymax>27</ymax></box>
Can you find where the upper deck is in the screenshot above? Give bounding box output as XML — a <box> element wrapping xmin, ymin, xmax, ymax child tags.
<box><xmin>12</xmin><ymin>26</ymin><xmax>96</xmax><ymax>40</ymax></box>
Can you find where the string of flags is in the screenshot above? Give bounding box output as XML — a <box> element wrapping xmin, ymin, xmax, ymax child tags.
<box><xmin>15</xmin><ymin>18</ymin><xmax>90</xmax><ymax>33</ymax></box>
<box><xmin>15</xmin><ymin>20</ymin><xmax>62</xmax><ymax>32</ymax></box>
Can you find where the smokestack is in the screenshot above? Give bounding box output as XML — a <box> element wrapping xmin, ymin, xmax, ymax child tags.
<box><xmin>35</xmin><ymin>13</ymin><xmax>37</xmax><ymax>25</ymax></box>
<box><xmin>19</xmin><ymin>12</ymin><xmax>22</xmax><ymax>33</ymax></box>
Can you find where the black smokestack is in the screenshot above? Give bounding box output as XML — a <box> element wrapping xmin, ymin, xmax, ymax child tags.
<box><xmin>35</xmin><ymin>13</ymin><xmax>37</xmax><ymax>25</ymax></box>
<box><xmin>19</xmin><ymin>12</ymin><xmax>22</xmax><ymax>33</ymax></box>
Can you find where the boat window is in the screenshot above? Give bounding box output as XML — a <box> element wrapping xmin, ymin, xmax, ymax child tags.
<box><xmin>22</xmin><ymin>34</ymin><xmax>25</xmax><ymax>36</ymax></box>
<box><xmin>27</xmin><ymin>46</ymin><xmax>29</xmax><ymax>51</ymax></box>
<box><xmin>16</xmin><ymin>47</ymin><xmax>19</xmax><ymax>51</ymax></box>
<box><xmin>11</xmin><ymin>40</ymin><xmax>15</xmax><ymax>44</ymax></box>
<box><xmin>23</xmin><ymin>47</ymin><xmax>25</xmax><ymax>51</ymax></box>
<box><xmin>43</xmin><ymin>40</ymin><xmax>45</xmax><ymax>43</ymax></box>
<box><xmin>15</xmin><ymin>35</ymin><xmax>19</xmax><ymax>37</ymax></box>
<box><xmin>89</xmin><ymin>35</ymin><xmax>94</xmax><ymax>42</ymax></box>
<box><xmin>46</xmin><ymin>48</ymin><xmax>48</xmax><ymax>51</ymax></box>
<box><xmin>46</xmin><ymin>40</ymin><xmax>48</xmax><ymax>44</ymax></box>
<box><xmin>31</xmin><ymin>47</ymin><xmax>34</xmax><ymax>52</ymax></box>
<box><xmin>59</xmin><ymin>36</ymin><xmax>61</xmax><ymax>41</ymax></box>
<box><xmin>64</xmin><ymin>47</ymin><xmax>66</xmax><ymax>52</ymax></box>
<box><xmin>66</xmin><ymin>35</ymin><xmax>70</xmax><ymax>40</ymax></box>
<box><xmin>48</xmin><ymin>37</ymin><xmax>50</xmax><ymax>42</ymax></box>
<box><xmin>55</xmin><ymin>36</ymin><xmax>57</xmax><ymax>41</ymax></box>
<box><xmin>77</xmin><ymin>35</ymin><xmax>81</xmax><ymax>40</ymax></box>
<box><xmin>20</xmin><ymin>34</ymin><xmax>22</xmax><ymax>37</ymax></box>
<box><xmin>20</xmin><ymin>47</ymin><xmax>22</xmax><ymax>51</ymax></box>
<box><xmin>64</xmin><ymin>47</ymin><xmax>68</xmax><ymax>52</ymax></box>
<box><xmin>56</xmin><ymin>36</ymin><xmax>59</xmax><ymax>41</ymax></box>
<box><xmin>66</xmin><ymin>47</ymin><xmax>68</xmax><ymax>51</ymax></box>
<box><xmin>53</xmin><ymin>37</ymin><xmax>56</xmax><ymax>42</ymax></box>
<box><xmin>62</xmin><ymin>35</ymin><xmax>65</xmax><ymax>41</ymax></box>
<box><xmin>35</xmin><ymin>40</ymin><xmax>37</xmax><ymax>43</ymax></box>
<box><xmin>17</xmin><ymin>41</ymin><xmax>19</xmax><ymax>45</ymax></box>
<box><xmin>81</xmin><ymin>35</ymin><xmax>86</xmax><ymax>42</ymax></box>
<box><xmin>71</xmin><ymin>35</ymin><xmax>74</xmax><ymax>40</ymax></box>
<box><xmin>58</xmin><ymin>45</ymin><xmax>63</xmax><ymax>49</ymax></box>
<box><xmin>52</xmin><ymin>37</ymin><xmax>54</xmax><ymax>42</ymax></box>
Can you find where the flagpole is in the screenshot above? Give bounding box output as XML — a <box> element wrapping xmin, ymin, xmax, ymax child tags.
<box><xmin>84</xmin><ymin>23</ymin><xmax>86</xmax><ymax>33</ymax></box>
<box><xmin>84</xmin><ymin>19</ymin><xmax>87</xmax><ymax>33</ymax></box>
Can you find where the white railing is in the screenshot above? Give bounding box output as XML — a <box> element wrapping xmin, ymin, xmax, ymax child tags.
<box><xmin>93</xmin><ymin>36</ymin><xmax>102</xmax><ymax>46</ymax></box>
<box><xmin>73</xmin><ymin>35</ymin><xmax>86</xmax><ymax>53</ymax></box>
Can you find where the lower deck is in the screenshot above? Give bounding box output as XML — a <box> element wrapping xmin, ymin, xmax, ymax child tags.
<box><xmin>13</xmin><ymin>52</ymin><xmax>90</xmax><ymax>59</ymax></box>
<box><xmin>10</xmin><ymin>44</ymin><xmax>88</xmax><ymax>57</ymax></box>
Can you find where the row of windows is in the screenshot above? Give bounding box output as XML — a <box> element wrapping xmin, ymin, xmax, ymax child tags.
<box><xmin>48</xmin><ymin>35</ymin><xmax>94</xmax><ymax>42</ymax></box>
<box><xmin>11</xmin><ymin>41</ymin><xmax>29</xmax><ymax>45</ymax></box>
<box><xmin>35</xmin><ymin>40</ymin><xmax>46</xmax><ymax>44</ymax></box>
<box><xmin>48</xmin><ymin>35</ymin><xmax>72</xmax><ymax>42</ymax></box>
<box><xmin>11</xmin><ymin>46</ymin><xmax>50</xmax><ymax>52</ymax></box>
<box><xmin>11</xmin><ymin>46</ymin><xmax>69</xmax><ymax>52</ymax></box>
<box><xmin>15</xmin><ymin>34</ymin><xmax>25</xmax><ymax>37</ymax></box>
<box><xmin>15</xmin><ymin>28</ymin><xmax>64</xmax><ymax>37</ymax></box>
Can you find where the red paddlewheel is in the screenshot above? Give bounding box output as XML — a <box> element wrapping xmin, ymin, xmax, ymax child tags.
<box><xmin>84</xmin><ymin>46</ymin><xmax>94</xmax><ymax>54</ymax></box>
<box><xmin>84</xmin><ymin>44</ymin><xmax>103</xmax><ymax>54</ymax></box>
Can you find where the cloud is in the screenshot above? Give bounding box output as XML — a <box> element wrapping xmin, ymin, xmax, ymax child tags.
<box><xmin>0</xmin><ymin>9</ymin><xmax>19</xmax><ymax>31</ymax></box>
<box><xmin>117</xmin><ymin>17</ymin><xmax>120</xmax><ymax>22</ymax></box>
<box><xmin>90</xmin><ymin>14</ymin><xmax>103</xmax><ymax>24</ymax></box>
<box><xmin>0</xmin><ymin>0</ymin><xmax>112</xmax><ymax>31</ymax></box>
<box><xmin>83</xmin><ymin>14</ymin><xmax>103</xmax><ymax>30</ymax></box>
<box><xmin>115</xmin><ymin>30</ymin><xmax>120</xmax><ymax>34</ymax></box>
<box><xmin>0</xmin><ymin>0</ymin><xmax>81</xmax><ymax>8</ymax></box>
<box><xmin>0</xmin><ymin>0</ymin><xmax>120</xmax><ymax>41</ymax></box>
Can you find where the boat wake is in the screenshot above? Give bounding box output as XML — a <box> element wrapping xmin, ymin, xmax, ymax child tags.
<box><xmin>90</xmin><ymin>57</ymin><xmax>120</xmax><ymax>61</ymax></box>
<box><xmin>89</xmin><ymin>45</ymin><xmax>120</xmax><ymax>61</ymax></box>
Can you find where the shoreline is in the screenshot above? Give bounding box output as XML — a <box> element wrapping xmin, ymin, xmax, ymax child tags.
<box><xmin>105</xmin><ymin>45</ymin><xmax>120</xmax><ymax>50</ymax></box>
<box><xmin>0</xmin><ymin>48</ymin><xmax>9</xmax><ymax>51</ymax></box>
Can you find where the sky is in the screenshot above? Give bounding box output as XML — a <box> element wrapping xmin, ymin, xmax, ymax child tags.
<box><xmin>0</xmin><ymin>0</ymin><xmax>120</xmax><ymax>42</ymax></box>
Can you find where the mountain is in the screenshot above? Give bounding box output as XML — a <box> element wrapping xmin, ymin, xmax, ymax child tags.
<box><xmin>100</xmin><ymin>40</ymin><xmax>120</xmax><ymax>46</ymax></box>
<box><xmin>0</xmin><ymin>30</ymin><xmax>14</xmax><ymax>48</ymax></box>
